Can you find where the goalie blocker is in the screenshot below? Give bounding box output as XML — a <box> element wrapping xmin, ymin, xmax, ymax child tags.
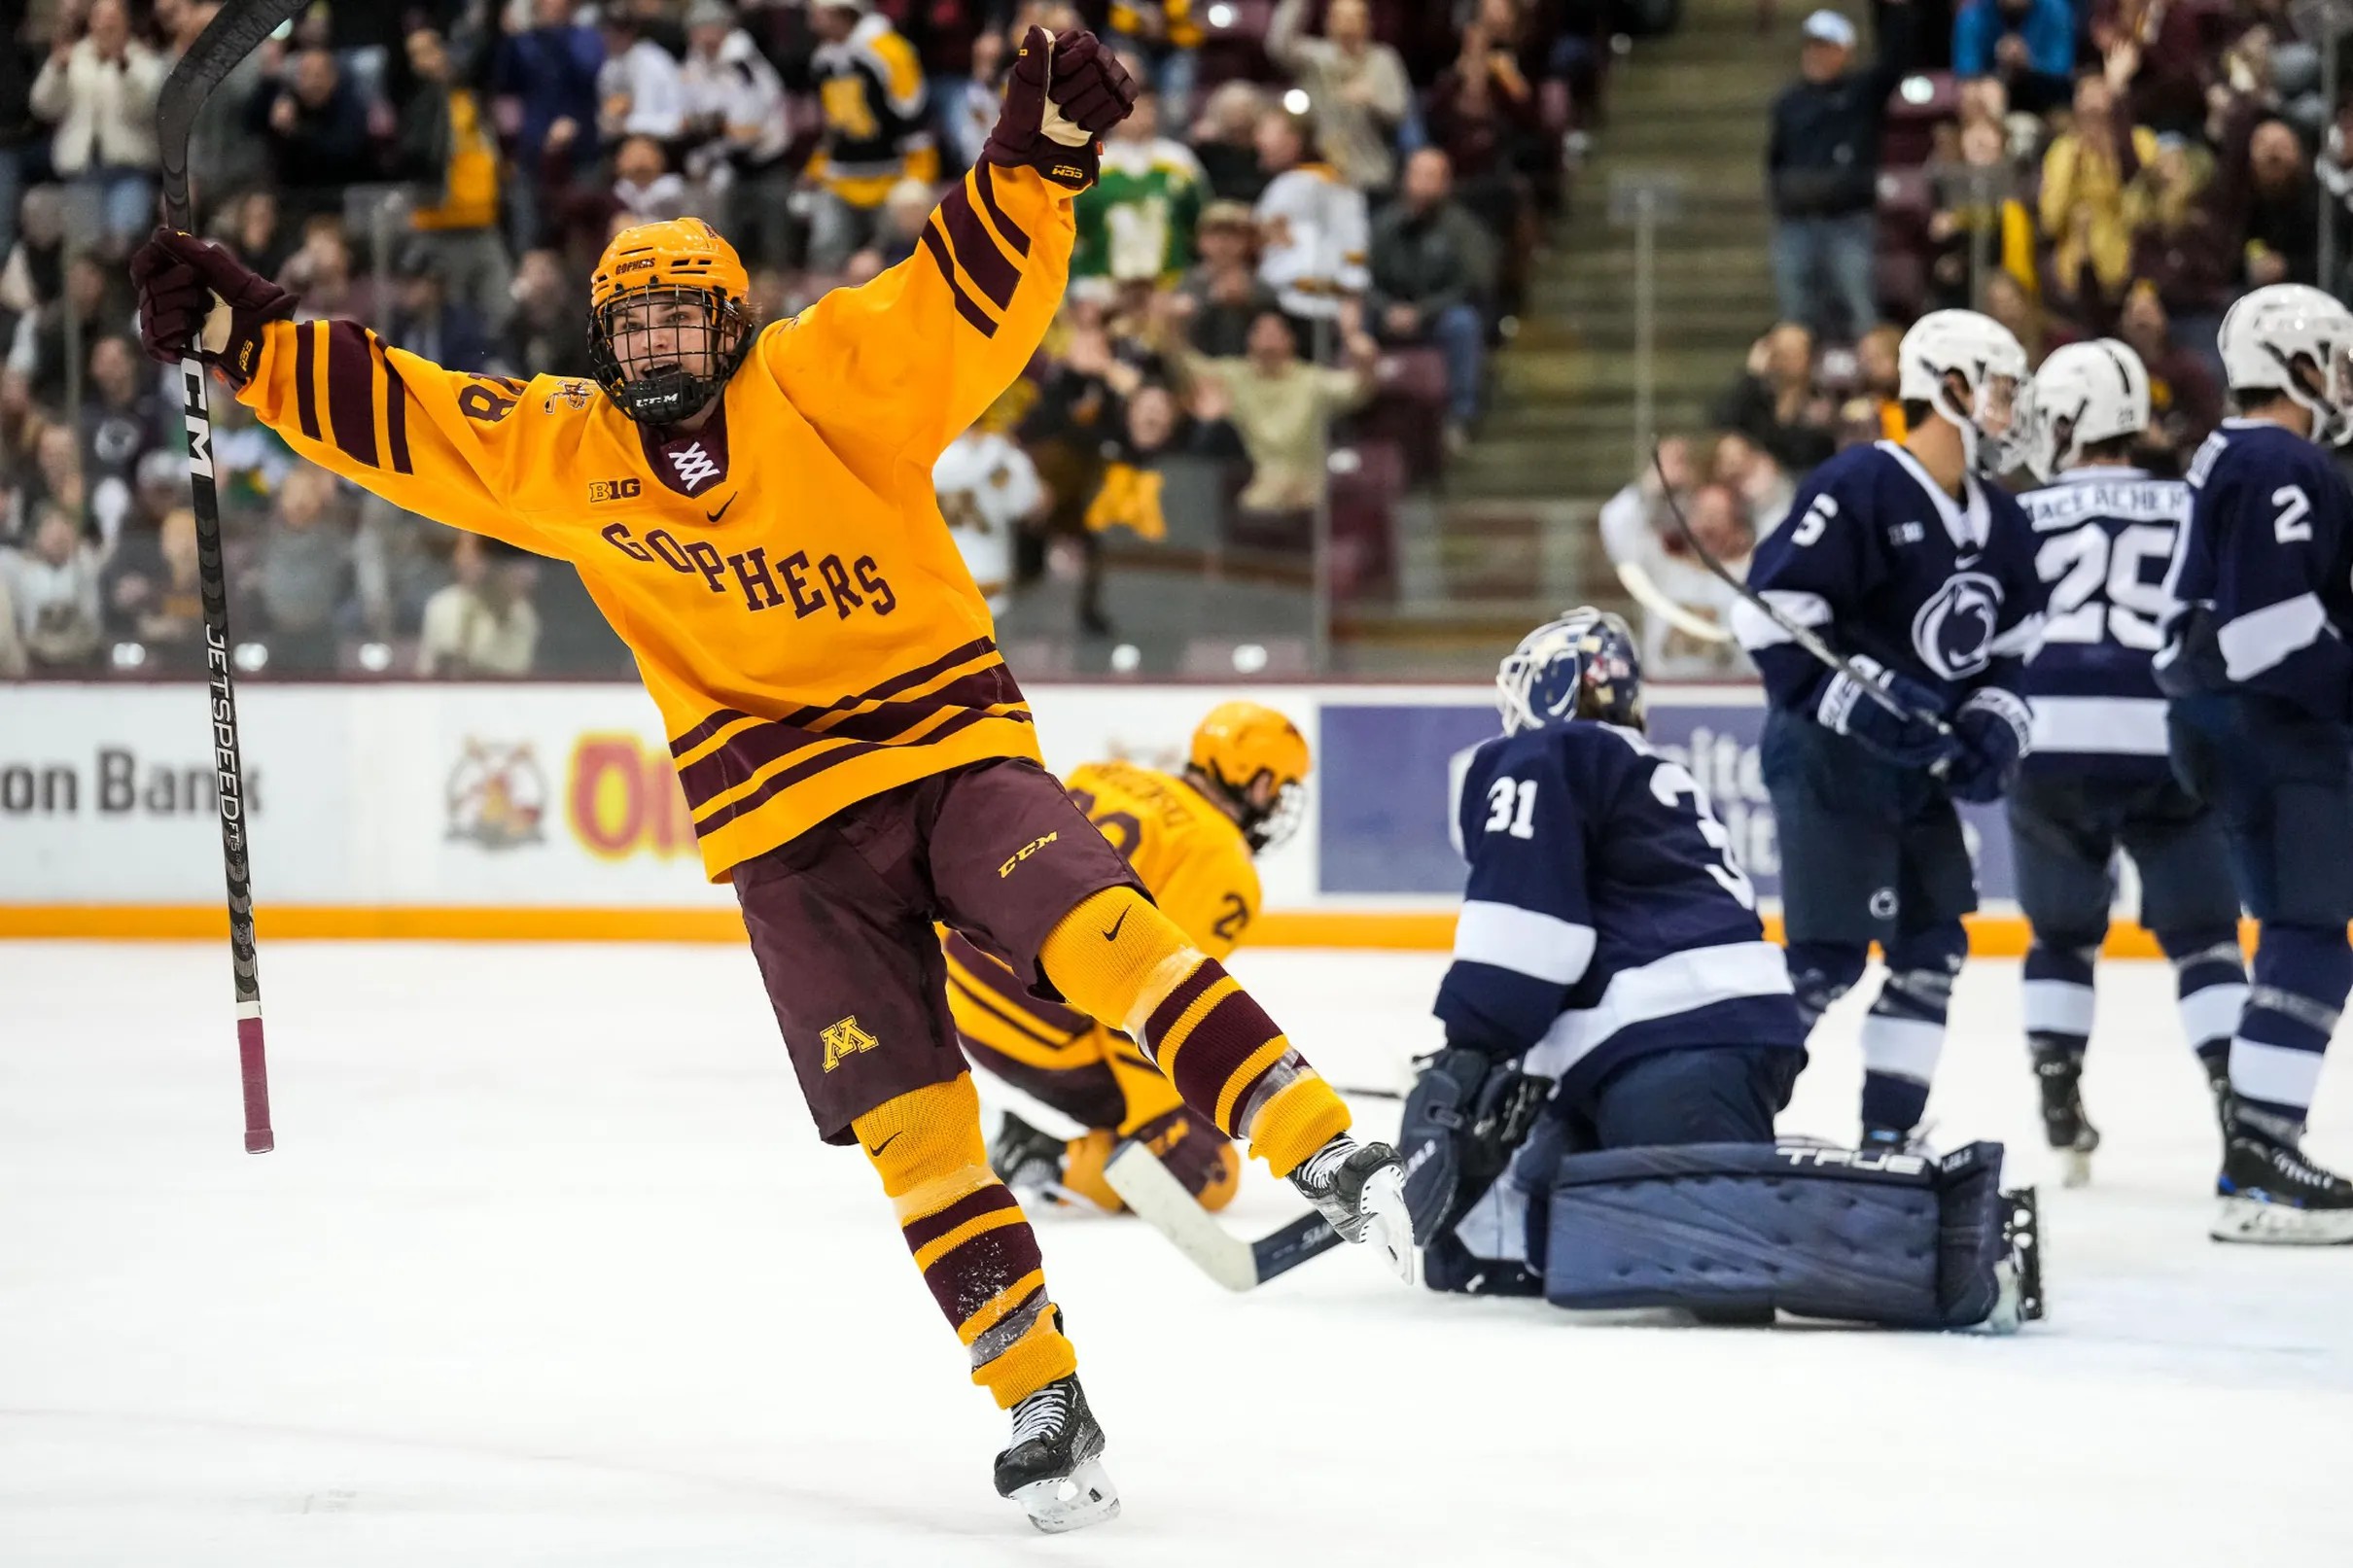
<box><xmin>1429</xmin><ymin>1135</ymin><xmax>2042</xmax><ymax>1331</ymax></box>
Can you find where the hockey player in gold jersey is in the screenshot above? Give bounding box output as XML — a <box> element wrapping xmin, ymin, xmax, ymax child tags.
<box><xmin>951</xmin><ymin>702</ymin><xmax>1310</xmax><ymax>1216</ymax></box>
<box><xmin>132</xmin><ymin>27</ymin><xmax>1413</xmax><ymax>1535</ymax></box>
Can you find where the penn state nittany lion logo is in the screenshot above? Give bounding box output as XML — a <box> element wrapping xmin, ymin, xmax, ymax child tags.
<box><xmin>1911</xmin><ymin>572</ymin><xmax>2005</xmax><ymax>680</ymax></box>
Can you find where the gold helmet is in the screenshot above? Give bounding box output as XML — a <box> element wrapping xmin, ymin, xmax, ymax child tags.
<box><xmin>585</xmin><ymin>219</ymin><xmax>754</xmax><ymax>427</ymax></box>
<box><xmin>1188</xmin><ymin>700</ymin><xmax>1312</xmax><ymax>852</ymax></box>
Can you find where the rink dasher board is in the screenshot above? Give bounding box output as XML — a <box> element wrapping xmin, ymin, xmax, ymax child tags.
<box><xmin>0</xmin><ymin>680</ymin><xmax>2189</xmax><ymax>953</ymax></box>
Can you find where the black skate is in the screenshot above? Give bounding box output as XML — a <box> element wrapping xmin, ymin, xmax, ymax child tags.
<box><xmin>995</xmin><ymin>1375</ymin><xmax>1118</xmax><ymax>1533</ymax></box>
<box><xmin>990</xmin><ymin>1112</ymin><xmax>1070</xmax><ymax>1205</ymax></box>
<box><xmin>1289</xmin><ymin>1134</ymin><xmax>1419</xmax><ymax>1285</ymax></box>
<box><xmin>2031</xmin><ymin>1041</ymin><xmax>2100</xmax><ymax>1188</ymax></box>
<box><xmin>2212</xmin><ymin>1104</ymin><xmax>2353</xmax><ymax>1245</ymax></box>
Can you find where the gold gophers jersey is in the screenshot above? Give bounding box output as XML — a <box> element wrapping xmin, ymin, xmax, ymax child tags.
<box><xmin>234</xmin><ymin>163</ymin><xmax>1074</xmax><ymax>880</ymax></box>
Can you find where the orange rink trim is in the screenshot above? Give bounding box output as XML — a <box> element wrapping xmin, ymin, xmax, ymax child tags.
<box><xmin>0</xmin><ymin>905</ymin><xmax>2276</xmax><ymax>957</ymax></box>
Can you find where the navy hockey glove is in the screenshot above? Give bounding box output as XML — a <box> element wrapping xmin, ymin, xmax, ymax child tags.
<box><xmin>1399</xmin><ymin>1045</ymin><xmax>1549</xmax><ymax>1243</ymax></box>
<box><xmin>984</xmin><ymin>27</ymin><xmax>1139</xmax><ymax>191</ymax></box>
<box><xmin>129</xmin><ymin>228</ymin><xmax>295</xmax><ymax>389</ymax></box>
<box><xmin>1946</xmin><ymin>687</ymin><xmax>2031</xmax><ymax>803</ymax></box>
<box><xmin>1814</xmin><ymin>655</ymin><xmax>1958</xmax><ymax>770</ymax></box>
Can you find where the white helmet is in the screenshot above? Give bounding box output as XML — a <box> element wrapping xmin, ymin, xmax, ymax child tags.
<box><xmin>2022</xmin><ymin>338</ymin><xmax>2150</xmax><ymax>480</ymax></box>
<box><xmin>2218</xmin><ymin>282</ymin><xmax>2353</xmax><ymax>446</ymax></box>
<box><xmin>1898</xmin><ymin>308</ymin><xmax>2030</xmax><ymax>473</ymax></box>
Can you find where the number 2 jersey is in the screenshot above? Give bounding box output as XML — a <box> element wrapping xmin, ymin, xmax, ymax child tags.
<box><xmin>2160</xmin><ymin>417</ymin><xmax>2353</xmax><ymax>720</ymax></box>
<box><xmin>1437</xmin><ymin>723</ymin><xmax>1807</xmax><ymax>1096</ymax></box>
<box><xmin>945</xmin><ymin>759</ymin><xmax>1260</xmax><ymax>1062</ymax></box>
<box><xmin>2017</xmin><ymin>465</ymin><xmax>2189</xmax><ymax>783</ymax></box>
<box><xmin>1734</xmin><ymin>441</ymin><xmax>2045</xmax><ymax>722</ymax></box>
<box><xmin>232</xmin><ymin>163</ymin><xmax>1074</xmax><ymax>882</ymax></box>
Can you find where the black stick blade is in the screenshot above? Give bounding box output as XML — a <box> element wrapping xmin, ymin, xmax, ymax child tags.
<box><xmin>156</xmin><ymin>0</ymin><xmax>310</xmax><ymax>226</ymax></box>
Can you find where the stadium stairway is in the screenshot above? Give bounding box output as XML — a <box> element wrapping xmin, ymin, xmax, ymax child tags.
<box><xmin>1337</xmin><ymin>0</ymin><xmax>1787</xmax><ymax>673</ymax></box>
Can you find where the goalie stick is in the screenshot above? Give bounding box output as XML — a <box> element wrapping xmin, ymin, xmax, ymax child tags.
<box><xmin>1103</xmin><ymin>1143</ymin><xmax>1343</xmax><ymax>1290</ymax></box>
<box><xmin>156</xmin><ymin>0</ymin><xmax>308</xmax><ymax>1154</ymax></box>
<box><xmin>1650</xmin><ymin>444</ymin><xmax>1953</xmax><ymax>747</ymax></box>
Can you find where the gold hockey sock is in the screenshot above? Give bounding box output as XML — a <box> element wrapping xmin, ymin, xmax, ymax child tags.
<box><xmin>1039</xmin><ymin>888</ymin><xmax>1351</xmax><ymax>1178</ymax></box>
<box><xmin>854</xmin><ymin>1075</ymin><xmax>1075</xmax><ymax>1410</ymax></box>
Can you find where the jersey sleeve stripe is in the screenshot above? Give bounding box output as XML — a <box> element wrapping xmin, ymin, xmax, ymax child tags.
<box><xmin>376</xmin><ymin>342</ymin><xmax>413</xmax><ymax>475</ymax></box>
<box><xmin>1729</xmin><ymin>590</ymin><xmax>1830</xmax><ymax>650</ymax></box>
<box><xmin>1453</xmin><ymin>899</ymin><xmax>1598</xmax><ymax>986</ymax></box>
<box><xmin>917</xmin><ymin>222</ymin><xmax>1001</xmax><ymax>338</ymax></box>
<box><xmin>2218</xmin><ymin>592</ymin><xmax>2331</xmax><ymax>679</ymax></box>
<box><xmin>292</xmin><ymin>320</ymin><xmax>321</xmax><ymax>441</ymax></box>
<box><xmin>323</xmin><ymin>322</ymin><xmax>381</xmax><ymax>469</ymax></box>
<box><xmin>937</xmin><ymin>178</ymin><xmax>1020</xmax><ymax>309</ymax></box>
<box><xmin>974</xmin><ymin>162</ymin><xmax>1032</xmax><ymax>256</ymax></box>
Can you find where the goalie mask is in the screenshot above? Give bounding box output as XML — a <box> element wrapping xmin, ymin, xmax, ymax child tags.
<box><xmin>2022</xmin><ymin>338</ymin><xmax>2150</xmax><ymax>481</ymax></box>
<box><xmin>586</xmin><ymin>219</ymin><xmax>754</xmax><ymax>427</ymax></box>
<box><xmin>1495</xmin><ymin>608</ymin><xmax>1644</xmax><ymax>736</ymax></box>
<box><xmin>1188</xmin><ymin>700</ymin><xmax>1313</xmax><ymax>853</ymax></box>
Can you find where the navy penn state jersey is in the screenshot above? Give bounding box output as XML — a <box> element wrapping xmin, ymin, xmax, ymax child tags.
<box><xmin>1733</xmin><ymin>441</ymin><xmax>2046</xmax><ymax>718</ymax></box>
<box><xmin>1435</xmin><ymin>723</ymin><xmax>1807</xmax><ymax>1095</ymax></box>
<box><xmin>2018</xmin><ymin>466</ymin><xmax>2189</xmax><ymax>781</ymax></box>
<box><xmin>2160</xmin><ymin>418</ymin><xmax>2353</xmax><ymax>720</ymax></box>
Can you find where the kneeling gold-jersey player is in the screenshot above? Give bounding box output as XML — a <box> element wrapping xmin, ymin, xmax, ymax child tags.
<box><xmin>130</xmin><ymin>28</ymin><xmax>1413</xmax><ymax>1535</ymax></box>
<box><xmin>948</xmin><ymin>702</ymin><xmax>1310</xmax><ymax>1215</ymax></box>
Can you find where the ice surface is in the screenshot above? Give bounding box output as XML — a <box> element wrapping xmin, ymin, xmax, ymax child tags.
<box><xmin>3</xmin><ymin>942</ymin><xmax>2349</xmax><ymax>1566</ymax></box>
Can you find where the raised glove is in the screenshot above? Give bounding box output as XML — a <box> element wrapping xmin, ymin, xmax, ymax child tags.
<box><xmin>128</xmin><ymin>228</ymin><xmax>296</xmax><ymax>388</ymax></box>
<box><xmin>983</xmin><ymin>26</ymin><xmax>1139</xmax><ymax>191</ymax></box>
<box><xmin>1945</xmin><ymin>687</ymin><xmax>2031</xmax><ymax>803</ymax></box>
<box><xmin>1814</xmin><ymin>654</ymin><xmax>1961</xmax><ymax>771</ymax></box>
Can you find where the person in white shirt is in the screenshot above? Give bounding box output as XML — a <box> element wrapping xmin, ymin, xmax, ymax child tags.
<box><xmin>1597</xmin><ymin>442</ymin><xmax>1753</xmax><ymax>679</ymax></box>
<box><xmin>1251</xmin><ymin>112</ymin><xmax>1370</xmax><ymax>323</ymax></box>
<box><xmin>418</xmin><ymin>535</ymin><xmax>542</xmax><ymax>678</ymax></box>
<box><xmin>597</xmin><ymin>12</ymin><xmax>686</xmax><ymax>142</ymax></box>
<box><xmin>0</xmin><ymin>503</ymin><xmax>104</xmax><ymax>670</ymax></box>
<box><xmin>29</xmin><ymin>0</ymin><xmax>166</xmax><ymax>250</ymax></box>
<box><xmin>932</xmin><ymin>430</ymin><xmax>1043</xmax><ymax>614</ymax></box>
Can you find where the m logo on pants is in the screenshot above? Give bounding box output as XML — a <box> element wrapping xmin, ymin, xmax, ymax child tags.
<box><xmin>822</xmin><ymin>1016</ymin><xmax>880</xmax><ymax>1071</ymax></box>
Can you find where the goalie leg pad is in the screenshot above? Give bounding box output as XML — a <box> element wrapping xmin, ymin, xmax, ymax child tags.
<box><xmin>1542</xmin><ymin>1141</ymin><xmax>2019</xmax><ymax>1328</ymax></box>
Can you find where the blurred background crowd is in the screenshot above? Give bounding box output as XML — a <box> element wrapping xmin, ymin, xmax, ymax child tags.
<box><xmin>0</xmin><ymin>0</ymin><xmax>1598</xmax><ymax>679</ymax></box>
<box><xmin>3</xmin><ymin>0</ymin><xmax>2349</xmax><ymax>683</ymax></box>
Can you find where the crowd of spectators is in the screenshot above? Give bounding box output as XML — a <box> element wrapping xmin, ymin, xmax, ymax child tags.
<box><xmin>1606</xmin><ymin>0</ymin><xmax>2353</xmax><ymax>666</ymax></box>
<box><xmin>1</xmin><ymin>0</ymin><xmax>1596</xmax><ymax>677</ymax></box>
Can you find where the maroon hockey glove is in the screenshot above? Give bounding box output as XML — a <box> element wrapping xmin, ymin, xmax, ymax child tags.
<box><xmin>983</xmin><ymin>26</ymin><xmax>1139</xmax><ymax>192</ymax></box>
<box><xmin>129</xmin><ymin>228</ymin><xmax>297</xmax><ymax>389</ymax></box>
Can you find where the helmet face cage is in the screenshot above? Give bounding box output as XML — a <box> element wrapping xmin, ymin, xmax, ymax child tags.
<box><xmin>586</xmin><ymin>284</ymin><xmax>752</xmax><ymax>427</ymax></box>
<box><xmin>1495</xmin><ymin>610</ymin><xmax>1644</xmax><ymax>736</ymax></box>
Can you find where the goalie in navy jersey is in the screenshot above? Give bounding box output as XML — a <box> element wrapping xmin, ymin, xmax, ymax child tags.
<box><xmin>1401</xmin><ymin>609</ymin><xmax>1810</xmax><ymax>1295</ymax></box>
<box><xmin>1733</xmin><ymin>309</ymin><xmax>2047</xmax><ymax>1149</ymax></box>
<box><xmin>2159</xmin><ymin>283</ymin><xmax>2353</xmax><ymax>1243</ymax></box>
<box><xmin>2011</xmin><ymin>340</ymin><xmax>2244</xmax><ymax>1186</ymax></box>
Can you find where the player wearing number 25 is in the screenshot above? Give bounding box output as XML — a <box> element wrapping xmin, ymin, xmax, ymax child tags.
<box><xmin>130</xmin><ymin>27</ymin><xmax>1419</xmax><ymax>1534</ymax></box>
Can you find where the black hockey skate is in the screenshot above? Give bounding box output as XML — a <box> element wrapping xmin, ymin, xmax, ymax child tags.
<box><xmin>995</xmin><ymin>1375</ymin><xmax>1118</xmax><ymax>1533</ymax></box>
<box><xmin>1288</xmin><ymin>1134</ymin><xmax>1419</xmax><ymax>1285</ymax></box>
<box><xmin>990</xmin><ymin>1112</ymin><xmax>1069</xmax><ymax>1204</ymax></box>
<box><xmin>2201</xmin><ymin>1053</ymin><xmax>2232</xmax><ymax>1147</ymax></box>
<box><xmin>2031</xmin><ymin>1041</ymin><xmax>2100</xmax><ymax>1188</ymax></box>
<box><xmin>2212</xmin><ymin>1104</ymin><xmax>2353</xmax><ymax>1245</ymax></box>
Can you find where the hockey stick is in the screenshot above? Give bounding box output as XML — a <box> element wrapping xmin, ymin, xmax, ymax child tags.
<box><xmin>1650</xmin><ymin>445</ymin><xmax>1953</xmax><ymax>744</ymax></box>
<box><xmin>157</xmin><ymin>0</ymin><xmax>307</xmax><ymax>1154</ymax></box>
<box><xmin>1102</xmin><ymin>1143</ymin><xmax>1343</xmax><ymax>1290</ymax></box>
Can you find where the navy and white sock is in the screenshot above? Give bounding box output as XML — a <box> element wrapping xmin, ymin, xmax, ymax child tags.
<box><xmin>2230</xmin><ymin>924</ymin><xmax>2351</xmax><ymax>1124</ymax></box>
<box><xmin>1860</xmin><ymin>923</ymin><xmax>1968</xmax><ymax>1136</ymax></box>
<box><xmin>1784</xmin><ymin>940</ymin><xmax>1867</xmax><ymax>1031</ymax></box>
<box><xmin>2020</xmin><ymin>939</ymin><xmax>2097</xmax><ymax>1061</ymax></box>
<box><xmin>2160</xmin><ymin>928</ymin><xmax>2247</xmax><ymax>1078</ymax></box>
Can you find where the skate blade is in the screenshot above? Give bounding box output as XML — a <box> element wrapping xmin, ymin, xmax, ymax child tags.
<box><xmin>2209</xmin><ymin>1196</ymin><xmax>2353</xmax><ymax>1246</ymax></box>
<box><xmin>2061</xmin><ymin>1148</ymin><xmax>2092</xmax><ymax>1189</ymax></box>
<box><xmin>1357</xmin><ymin>1164</ymin><xmax>1422</xmax><ymax>1288</ymax></box>
<box><xmin>1011</xmin><ymin>1457</ymin><xmax>1121</xmax><ymax>1534</ymax></box>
